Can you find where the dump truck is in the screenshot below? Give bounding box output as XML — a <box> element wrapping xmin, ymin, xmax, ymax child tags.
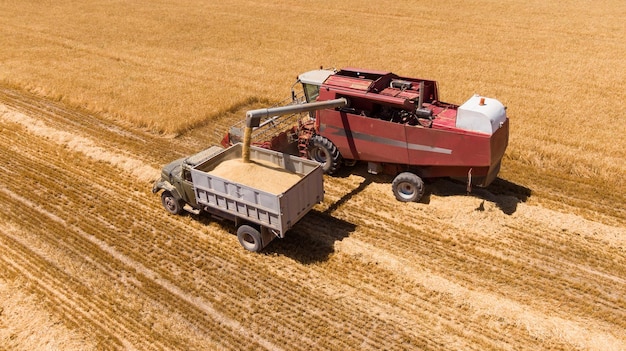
<box><xmin>152</xmin><ymin>143</ymin><xmax>324</xmax><ymax>252</ymax></box>
<box><xmin>222</xmin><ymin>67</ymin><xmax>510</xmax><ymax>202</ymax></box>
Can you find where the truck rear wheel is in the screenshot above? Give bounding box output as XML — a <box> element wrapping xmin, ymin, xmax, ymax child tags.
<box><xmin>161</xmin><ymin>191</ymin><xmax>183</xmax><ymax>215</ymax></box>
<box><xmin>309</xmin><ymin>135</ymin><xmax>342</xmax><ymax>174</ymax></box>
<box><xmin>392</xmin><ymin>172</ymin><xmax>425</xmax><ymax>202</ymax></box>
<box><xmin>237</xmin><ymin>225</ymin><xmax>263</xmax><ymax>252</ymax></box>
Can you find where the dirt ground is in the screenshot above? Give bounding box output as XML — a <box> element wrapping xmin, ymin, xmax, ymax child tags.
<box><xmin>0</xmin><ymin>87</ymin><xmax>624</xmax><ymax>350</ymax></box>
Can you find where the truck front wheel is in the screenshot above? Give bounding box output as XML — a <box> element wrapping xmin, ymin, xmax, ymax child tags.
<box><xmin>161</xmin><ymin>191</ymin><xmax>183</xmax><ymax>215</ymax></box>
<box><xmin>237</xmin><ymin>225</ymin><xmax>263</xmax><ymax>252</ymax></box>
<box><xmin>392</xmin><ymin>172</ymin><xmax>425</xmax><ymax>202</ymax></box>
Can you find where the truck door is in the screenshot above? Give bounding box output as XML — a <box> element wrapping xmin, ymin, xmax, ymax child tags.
<box><xmin>178</xmin><ymin>168</ymin><xmax>198</xmax><ymax>208</ymax></box>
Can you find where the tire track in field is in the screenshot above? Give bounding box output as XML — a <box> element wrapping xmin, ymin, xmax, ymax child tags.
<box><xmin>0</xmin><ymin>86</ymin><xmax>195</xmax><ymax>165</ymax></box>
<box><xmin>0</xmin><ymin>192</ymin><xmax>272</xmax><ymax>351</ymax></box>
<box><xmin>336</xmin><ymin>237</ymin><xmax>624</xmax><ymax>350</ymax></box>
<box><xmin>0</xmin><ymin>227</ymin><xmax>137</xmax><ymax>350</ymax></box>
<box><xmin>0</xmin><ymin>114</ymin><xmax>402</xmax><ymax>350</ymax></box>
<box><xmin>320</xmin><ymin>176</ymin><xmax>626</xmax><ymax>350</ymax></box>
<box><xmin>0</xmin><ymin>273</ymin><xmax>99</xmax><ymax>351</ymax></box>
<box><xmin>0</xmin><ymin>114</ymin><xmax>284</xmax><ymax>351</ymax></box>
<box><xmin>292</xmin><ymin>218</ymin><xmax>608</xmax><ymax>350</ymax></box>
<box><xmin>0</xmin><ymin>131</ymin><xmax>221</xmax><ymax>349</ymax></box>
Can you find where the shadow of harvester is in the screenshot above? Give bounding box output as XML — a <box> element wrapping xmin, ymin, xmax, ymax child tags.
<box><xmin>424</xmin><ymin>177</ymin><xmax>532</xmax><ymax>215</ymax></box>
<box><xmin>331</xmin><ymin>162</ymin><xmax>532</xmax><ymax>215</ymax></box>
<box><xmin>268</xmin><ymin>171</ymin><xmax>531</xmax><ymax>262</ymax></box>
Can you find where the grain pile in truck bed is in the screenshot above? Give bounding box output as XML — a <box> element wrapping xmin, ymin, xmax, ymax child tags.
<box><xmin>207</xmin><ymin>158</ymin><xmax>303</xmax><ymax>194</ymax></box>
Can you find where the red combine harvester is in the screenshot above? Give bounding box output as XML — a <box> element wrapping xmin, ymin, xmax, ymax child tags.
<box><xmin>223</xmin><ymin>67</ymin><xmax>509</xmax><ymax>202</ymax></box>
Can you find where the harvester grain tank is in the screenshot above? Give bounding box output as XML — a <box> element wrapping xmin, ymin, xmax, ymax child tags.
<box><xmin>223</xmin><ymin>67</ymin><xmax>510</xmax><ymax>202</ymax></box>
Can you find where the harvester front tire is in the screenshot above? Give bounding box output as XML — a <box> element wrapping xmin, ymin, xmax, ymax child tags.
<box><xmin>237</xmin><ymin>225</ymin><xmax>263</xmax><ymax>252</ymax></box>
<box><xmin>161</xmin><ymin>191</ymin><xmax>183</xmax><ymax>215</ymax></box>
<box><xmin>309</xmin><ymin>135</ymin><xmax>342</xmax><ymax>174</ymax></box>
<box><xmin>392</xmin><ymin>172</ymin><xmax>425</xmax><ymax>202</ymax></box>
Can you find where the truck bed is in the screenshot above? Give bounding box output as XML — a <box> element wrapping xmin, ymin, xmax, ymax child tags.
<box><xmin>207</xmin><ymin>158</ymin><xmax>303</xmax><ymax>195</ymax></box>
<box><xmin>190</xmin><ymin>143</ymin><xmax>324</xmax><ymax>237</ymax></box>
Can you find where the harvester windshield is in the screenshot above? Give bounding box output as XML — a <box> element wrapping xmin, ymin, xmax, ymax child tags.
<box><xmin>297</xmin><ymin>69</ymin><xmax>335</xmax><ymax>102</ymax></box>
<box><xmin>302</xmin><ymin>83</ymin><xmax>320</xmax><ymax>102</ymax></box>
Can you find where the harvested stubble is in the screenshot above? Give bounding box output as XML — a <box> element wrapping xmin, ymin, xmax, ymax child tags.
<box><xmin>208</xmin><ymin>158</ymin><xmax>302</xmax><ymax>195</ymax></box>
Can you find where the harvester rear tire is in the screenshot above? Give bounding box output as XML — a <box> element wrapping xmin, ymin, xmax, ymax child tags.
<box><xmin>161</xmin><ymin>191</ymin><xmax>183</xmax><ymax>215</ymax></box>
<box><xmin>237</xmin><ymin>225</ymin><xmax>263</xmax><ymax>252</ymax></box>
<box><xmin>309</xmin><ymin>135</ymin><xmax>342</xmax><ymax>174</ymax></box>
<box><xmin>392</xmin><ymin>172</ymin><xmax>425</xmax><ymax>202</ymax></box>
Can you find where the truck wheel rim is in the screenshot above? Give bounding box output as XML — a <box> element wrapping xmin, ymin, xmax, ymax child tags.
<box><xmin>164</xmin><ymin>197</ymin><xmax>177</xmax><ymax>211</ymax></box>
<box><xmin>240</xmin><ymin>233</ymin><xmax>258</xmax><ymax>250</ymax></box>
<box><xmin>241</xmin><ymin>233</ymin><xmax>255</xmax><ymax>244</ymax></box>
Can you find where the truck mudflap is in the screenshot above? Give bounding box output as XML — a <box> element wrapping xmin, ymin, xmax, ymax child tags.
<box><xmin>261</xmin><ymin>227</ymin><xmax>278</xmax><ymax>248</ymax></box>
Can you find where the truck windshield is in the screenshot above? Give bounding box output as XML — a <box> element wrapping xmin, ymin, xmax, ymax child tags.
<box><xmin>302</xmin><ymin>83</ymin><xmax>321</xmax><ymax>102</ymax></box>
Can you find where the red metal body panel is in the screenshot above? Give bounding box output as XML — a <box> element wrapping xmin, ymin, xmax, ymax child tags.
<box><xmin>404</xmin><ymin>124</ymin><xmax>490</xmax><ymax>166</ymax></box>
<box><xmin>312</xmin><ymin>68</ymin><xmax>509</xmax><ymax>186</ymax></box>
<box><xmin>318</xmin><ymin>110</ymin><xmax>410</xmax><ymax>164</ymax></box>
<box><xmin>427</xmin><ymin>103</ymin><xmax>458</xmax><ymax>129</ymax></box>
<box><xmin>318</xmin><ymin>109</ymin><xmax>501</xmax><ymax>168</ymax></box>
<box><xmin>326</xmin><ymin>68</ymin><xmax>440</xmax><ymax>103</ymax></box>
<box><xmin>325</xmin><ymin>75</ymin><xmax>374</xmax><ymax>91</ymax></box>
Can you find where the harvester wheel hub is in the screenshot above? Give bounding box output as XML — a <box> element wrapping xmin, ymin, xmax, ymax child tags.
<box><xmin>392</xmin><ymin>172</ymin><xmax>425</xmax><ymax>202</ymax></box>
<box><xmin>310</xmin><ymin>146</ymin><xmax>328</xmax><ymax>163</ymax></box>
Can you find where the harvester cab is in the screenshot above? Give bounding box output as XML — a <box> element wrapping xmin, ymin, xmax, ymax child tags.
<box><xmin>294</xmin><ymin>69</ymin><xmax>336</xmax><ymax>103</ymax></box>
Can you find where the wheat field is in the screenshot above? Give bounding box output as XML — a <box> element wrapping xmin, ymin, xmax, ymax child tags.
<box><xmin>0</xmin><ymin>0</ymin><xmax>625</xmax><ymax>350</ymax></box>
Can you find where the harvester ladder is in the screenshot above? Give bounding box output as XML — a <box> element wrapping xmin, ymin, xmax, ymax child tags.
<box><xmin>297</xmin><ymin>119</ymin><xmax>316</xmax><ymax>158</ymax></box>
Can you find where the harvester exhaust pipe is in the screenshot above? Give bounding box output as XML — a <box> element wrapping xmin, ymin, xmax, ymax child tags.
<box><xmin>418</xmin><ymin>81</ymin><xmax>424</xmax><ymax>108</ymax></box>
<box><xmin>242</xmin><ymin>98</ymin><xmax>348</xmax><ymax>162</ymax></box>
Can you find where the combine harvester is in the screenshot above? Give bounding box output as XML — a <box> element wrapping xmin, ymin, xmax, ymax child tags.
<box><xmin>223</xmin><ymin>67</ymin><xmax>510</xmax><ymax>202</ymax></box>
<box><xmin>154</xmin><ymin>67</ymin><xmax>509</xmax><ymax>251</ymax></box>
